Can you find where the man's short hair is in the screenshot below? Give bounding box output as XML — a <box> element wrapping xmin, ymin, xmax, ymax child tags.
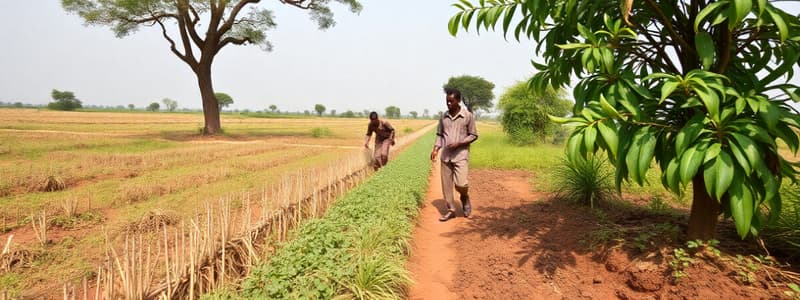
<box><xmin>369</xmin><ymin>111</ymin><xmax>378</xmax><ymax>119</ymax></box>
<box><xmin>444</xmin><ymin>87</ymin><xmax>461</xmax><ymax>101</ymax></box>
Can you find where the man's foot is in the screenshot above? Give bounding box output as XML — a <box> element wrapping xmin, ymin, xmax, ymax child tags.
<box><xmin>439</xmin><ymin>211</ymin><xmax>456</xmax><ymax>222</ymax></box>
<box><xmin>461</xmin><ymin>195</ymin><xmax>472</xmax><ymax>217</ymax></box>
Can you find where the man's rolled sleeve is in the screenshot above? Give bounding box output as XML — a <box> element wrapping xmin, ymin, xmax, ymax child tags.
<box><xmin>434</xmin><ymin>119</ymin><xmax>444</xmax><ymax>150</ymax></box>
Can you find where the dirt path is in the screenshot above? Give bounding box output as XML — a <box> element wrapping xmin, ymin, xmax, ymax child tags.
<box><xmin>407</xmin><ymin>168</ymin><xmax>633</xmax><ymax>299</ymax></box>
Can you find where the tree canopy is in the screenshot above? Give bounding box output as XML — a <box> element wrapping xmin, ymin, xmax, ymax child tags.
<box><xmin>499</xmin><ymin>82</ymin><xmax>572</xmax><ymax>145</ymax></box>
<box><xmin>147</xmin><ymin>102</ymin><xmax>161</xmax><ymax>112</ymax></box>
<box><xmin>450</xmin><ymin>0</ymin><xmax>800</xmax><ymax>240</ymax></box>
<box><xmin>215</xmin><ymin>92</ymin><xmax>233</xmax><ymax>110</ymax></box>
<box><xmin>62</xmin><ymin>0</ymin><xmax>362</xmax><ymax>134</ymax></box>
<box><xmin>314</xmin><ymin>104</ymin><xmax>326</xmax><ymax>116</ymax></box>
<box><xmin>48</xmin><ymin>89</ymin><xmax>82</xmax><ymax>111</ymax></box>
<box><xmin>162</xmin><ymin>98</ymin><xmax>178</xmax><ymax>112</ymax></box>
<box><xmin>385</xmin><ymin>106</ymin><xmax>401</xmax><ymax>118</ymax></box>
<box><xmin>443</xmin><ymin>75</ymin><xmax>496</xmax><ymax>112</ymax></box>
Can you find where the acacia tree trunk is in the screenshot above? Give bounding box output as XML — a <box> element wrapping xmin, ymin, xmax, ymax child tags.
<box><xmin>197</xmin><ymin>64</ymin><xmax>221</xmax><ymax>134</ymax></box>
<box><xmin>687</xmin><ymin>174</ymin><xmax>721</xmax><ymax>240</ymax></box>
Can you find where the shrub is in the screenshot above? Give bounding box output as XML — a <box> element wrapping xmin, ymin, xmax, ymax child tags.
<box><xmin>310</xmin><ymin>127</ymin><xmax>333</xmax><ymax>138</ymax></box>
<box><xmin>553</xmin><ymin>156</ymin><xmax>615</xmax><ymax>208</ymax></box>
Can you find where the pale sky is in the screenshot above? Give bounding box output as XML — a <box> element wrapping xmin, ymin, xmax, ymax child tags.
<box><xmin>0</xmin><ymin>1</ymin><xmax>538</xmax><ymax>115</ymax></box>
<box><xmin>0</xmin><ymin>2</ymin><xmax>798</xmax><ymax>115</ymax></box>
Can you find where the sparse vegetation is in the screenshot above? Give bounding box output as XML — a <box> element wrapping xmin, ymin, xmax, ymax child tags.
<box><xmin>311</xmin><ymin>127</ymin><xmax>333</xmax><ymax>138</ymax></box>
<box><xmin>552</xmin><ymin>156</ymin><xmax>615</xmax><ymax>208</ymax></box>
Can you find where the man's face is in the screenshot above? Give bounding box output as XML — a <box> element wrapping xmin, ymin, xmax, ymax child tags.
<box><xmin>446</xmin><ymin>94</ymin><xmax>460</xmax><ymax>111</ymax></box>
<box><xmin>369</xmin><ymin>117</ymin><xmax>379</xmax><ymax>127</ymax></box>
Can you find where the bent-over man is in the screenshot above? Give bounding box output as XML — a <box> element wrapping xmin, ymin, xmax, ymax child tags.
<box><xmin>364</xmin><ymin>111</ymin><xmax>395</xmax><ymax>169</ymax></box>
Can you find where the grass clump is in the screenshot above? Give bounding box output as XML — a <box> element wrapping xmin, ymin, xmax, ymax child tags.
<box><xmin>762</xmin><ymin>183</ymin><xmax>800</xmax><ymax>258</ymax></box>
<box><xmin>311</xmin><ymin>127</ymin><xmax>333</xmax><ymax>138</ymax></box>
<box><xmin>238</xmin><ymin>132</ymin><xmax>432</xmax><ymax>299</ymax></box>
<box><xmin>553</xmin><ymin>156</ymin><xmax>615</xmax><ymax>208</ymax></box>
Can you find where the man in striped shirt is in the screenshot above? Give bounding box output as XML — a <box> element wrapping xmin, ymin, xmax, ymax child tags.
<box><xmin>430</xmin><ymin>88</ymin><xmax>478</xmax><ymax>222</ymax></box>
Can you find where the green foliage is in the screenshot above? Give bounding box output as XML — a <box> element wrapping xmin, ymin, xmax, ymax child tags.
<box><xmin>409</xmin><ymin>111</ymin><xmax>418</xmax><ymax>119</ymax></box>
<box><xmin>670</xmin><ymin>247</ymin><xmax>694</xmax><ymax>282</ymax></box>
<box><xmin>646</xmin><ymin>195</ymin><xmax>671</xmax><ymax>215</ymax></box>
<box><xmin>450</xmin><ymin>0</ymin><xmax>800</xmax><ymax>239</ymax></box>
<box><xmin>48</xmin><ymin>89</ymin><xmax>82</xmax><ymax>111</ymax></box>
<box><xmin>240</xmin><ymin>133</ymin><xmax>432</xmax><ymax>299</ymax></box>
<box><xmin>310</xmin><ymin>127</ymin><xmax>333</xmax><ymax>138</ymax></box>
<box><xmin>146</xmin><ymin>102</ymin><xmax>160</xmax><ymax>112</ymax></box>
<box><xmin>315</xmin><ymin>104</ymin><xmax>326</xmax><ymax>116</ymax></box>
<box><xmin>443</xmin><ymin>75</ymin><xmax>495</xmax><ymax>113</ymax></box>
<box><xmin>553</xmin><ymin>156</ymin><xmax>615</xmax><ymax>208</ymax></box>
<box><xmin>499</xmin><ymin>81</ymin><xmax>572</xmax><ymax>145</ymax></box>
<box><xmin>384</xmin><ymin>106</ymin><xmax>400</xmax><ymax>119</ymax></box>
<box><xmin>215</xmin><ymin>93</ymin><xmax>233</xmax><ymax>110</ymax></box>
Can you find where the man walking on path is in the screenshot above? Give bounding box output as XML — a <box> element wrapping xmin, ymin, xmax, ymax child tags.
<box><xmin>430</xmin><ymin>88</ymin><xmax>478</xmax><ymax>222</ymax></box>
<box><xmin>365</xmin><ymin>111</ymin><xmax>395</xmax><ymax>169</ymax></box>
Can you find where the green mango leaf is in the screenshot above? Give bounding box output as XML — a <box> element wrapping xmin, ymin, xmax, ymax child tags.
<box><xmin>675</xmin><ymin>114</ymin><xmax>706</xmax><ymax>157</ymax></box>
<box><xmin>766</xmin><ymin>6</ymin><xmax>788</xmax><ymax>42</ymax></box>
<box><xmin>597</xmin><ymin>120</ymin><xmax>619</xmax><ymax>158</ymax></box>
<box><xmin>584</xmin><ymin>124</ymin><xmax>598</xmax><ymax>154</ymax></box>
<box><xmin>731</xmin><ymin>0</ymin><xmax>753</xmax><ymax>29</ymax></box>
<box><xmin>680</xmin><ymin>144</ymin><xmax>705</xmax><ymax>186</ymax></box>
<box><xmin>695</xmin><ymin>31</ymin><xmax>716</xmax><ymax>69</ymax></box>
<box><xmin>660</xmin><ymin>81</ymin><xmax>680</xmax><ymax>103</ymax></box>
<box><xmin>448</xmin><ymin>13</ymin><xmax>463</xmax><ymax>36</ymax></box>
<box><xmin>704</xmin><ymin>151</ymin><xmax>734</xmax><ymax>201</ymax></box>
<box><xmin>729</xmin><ymin>183</ymin><xmax>755</xmax><ymax>238</ymax></box>
<box><xmin>694</xmin><ymin>1</ymin><xmax>728</xmax><ymax>31</ymax></box>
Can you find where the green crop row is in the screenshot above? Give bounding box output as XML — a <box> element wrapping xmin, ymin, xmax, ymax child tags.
<box><xmin>218</xmin><ymin>132</ymin><xmax>433</xmax><ymax>299</ymax></box>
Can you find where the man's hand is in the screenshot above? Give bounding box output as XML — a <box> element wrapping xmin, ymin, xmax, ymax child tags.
<box><xmin>430</xmin><ymin>149</ymin><xmax>439</xmax><ymax>161</ymax></box>
<box><xmin>364</xmin><ymin>143</ymin><xmax>369</xmax><ymax>149</ymax></box>
<box><xmin>447</xmin><ymin>142</ymin><xmax>462</xmax><ymax>149</ymax></box>
<box><xmin>391</xmin><ymin>139</ymin><xmax>396</xmax><ymax>146</ymax></box>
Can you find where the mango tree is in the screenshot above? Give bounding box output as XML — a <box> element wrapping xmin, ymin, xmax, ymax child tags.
<box><xmin>449</xmin><ymin>0</ymin><xmax>800</xmax><ymax>240</ymax></box>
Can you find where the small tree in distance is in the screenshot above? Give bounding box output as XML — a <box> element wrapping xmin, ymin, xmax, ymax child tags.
<box><xmin>128</xmin><ymin>104</ymin><xmax>135</xmax><ymax>110</ymax></box>
<box><xmin>162</xmin><ymin>98</ymin><xmax>178</xmax><ymax>112</ymax></box>
<box><xmin>147</xmin><ymin>102</ymin><xmax>160</xmax><ymax>112</ymax></box>
<box><xmin>48</xmin><ymin>89</ymin><xmax>82</xmax><ymax>111</ymax></box>
<box><xmin>385</xmin><ymin>106</ymin><xmax>401</xmax><ymax>118</ymax></box>
<box><xmin>314</xmin><ymin>104</ymin><xmax>326</xmax><ymax>116</ymax></box>
<box><xmin>269</xmin><ymin>104</ymin><xmax>278</xmax><ymax>113</ymax></box>
<box><xmin>215</xmin><ymin>93</ymin><xmax>233</xmax><ymax>111</ymax></box>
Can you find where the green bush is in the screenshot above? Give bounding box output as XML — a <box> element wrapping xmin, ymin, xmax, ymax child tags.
<box><xmin>553</xmin><ymin>156</ymin><xmax>615</xmax><ymax>208</ymax></box>
<box><xmin>311</xmin><ymin>127</ymin><xmax>333</xmax><ymax>138</ymax></box>
<box><xmin>239</xmin><ymin>132</ymin><xmax>433</xmax><ymax>299</ymax></box>
<box><xmin>498</xmin><ymin>81</ymin><xmax>571</xmax><ymax>145</ymax></box>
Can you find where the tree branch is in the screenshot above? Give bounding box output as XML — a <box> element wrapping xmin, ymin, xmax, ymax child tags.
<box><xmin>156</xmin><ymin>19</ymin><xmax>198</xmax><ymax>70</ymax></box>
<box><xmin>218</xmin><ymin>0</ymin><xmax>261</xmax><ymax>37</ymax></box>
<box><xmin>643</xmin><ymin>0</ymin><xmax>696</xmax><ymax>67</ymax></box>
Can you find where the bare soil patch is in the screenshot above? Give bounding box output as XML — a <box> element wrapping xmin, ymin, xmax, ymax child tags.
<box><xmin>408</xmin><ymin>169</ymin><xmax>799</xmax><ymax>299</ymax></box>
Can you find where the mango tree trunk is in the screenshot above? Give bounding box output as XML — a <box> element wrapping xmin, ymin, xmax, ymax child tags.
<box><xmin>687</xmin><ymin>174</ymin><xmax>721</xmax><ymax>240</ymax></box>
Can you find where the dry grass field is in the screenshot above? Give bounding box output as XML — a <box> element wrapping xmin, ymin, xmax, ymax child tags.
<box><xmin>0</xmin><ymin>108</ymin><xmax>433</xmax><ymax>297</ymax></box>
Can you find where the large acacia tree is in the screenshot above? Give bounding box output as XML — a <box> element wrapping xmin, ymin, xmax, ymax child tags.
<box><xmin>63</xmin><ymin>0</ymin><xmax>362</xmax><ymax>134</ymax></box>
<box><xmin>450</xmin><ymin>0</ymin><xmax>800</xmax><ymax>240</ymax></box>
